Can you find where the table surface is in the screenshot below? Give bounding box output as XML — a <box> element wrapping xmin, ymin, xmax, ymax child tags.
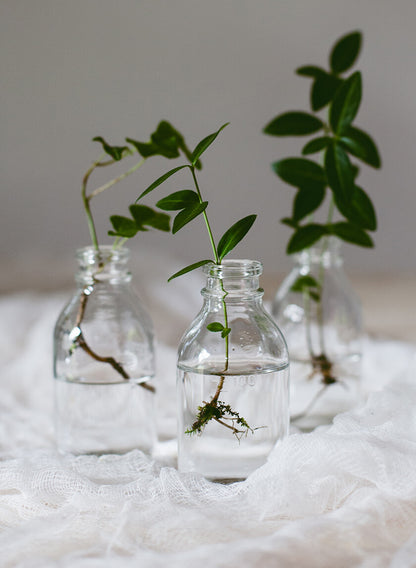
<box><xmin>1</xmin><ymin>272</ymin><xmax>416</xmax><ymax>567</ymax></box>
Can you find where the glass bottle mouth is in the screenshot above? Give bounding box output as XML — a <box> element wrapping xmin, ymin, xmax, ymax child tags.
<box><xmin>75</xmin><ymin>245</ymin><xmax>131</xmax><ymax>284</ymax></box>
<box><xmin>203</xmin><ymin>259</ymin><xmax>263</xmax><ymax>279</ymax></box>
<box><xmin>76</xmin><ymin>245</ymin><xmax>130</xmax><ymax>266</ymax></box>
<box><xmin>202</xmin><ymin>259</ymin><xmax>263</xmax><ymax>299</ymax></box>
<box><xmin>294</xmin><ymin>236</ymin><xmax>343</xmax><ymax>267</ymax></box>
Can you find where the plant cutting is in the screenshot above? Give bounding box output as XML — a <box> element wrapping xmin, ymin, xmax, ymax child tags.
<box><xmin>135</xmin><ymin>123</ymin><xmax>289</xmax><ymax>480</ymax></box>
<box><xmin>263</xmin><ymin>30</ymin><xmax>381</xmax><ymax>429</ymax></box>
<box><xmin>53</xmin><ymin>121</ymin><xmax>195</xmax><ymax>454</ymax></box>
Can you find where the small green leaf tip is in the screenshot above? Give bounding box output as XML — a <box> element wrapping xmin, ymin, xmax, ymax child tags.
<box><xmin>329</xmin><ymin>71</ymin><xmax>362</xmax><ymax>135</ymax></box>
<box><xmin>207</xmin><ymin>322</ymin><xmax>225</xmax><ymax>332</ymax></box>
<box><xmin>108</xmin><ymin>205</ymin><xmax>170</xmax><ymax>239</ymax></box>
<box><xmin>127</xmin><ymin>120</ymin><xmax>192</xmax><ymax>160</ymax></box>
<box><xmin>167</xmin><ymin>260</ymin><xmax>213</xmax><ymax>282</ymax></box>
<box><xmin>92</xmin><ymin>137</ymin><xmax>132</xmax><ymax>161</ymax></box>
<box><xmin>137</xmin><ymin>165</ymin><xmax>189</xmax><ymax>201</ymax></box>
<box><xmin>217</xmin><ymin>214</ymin><xmax>257</xmax><ymax>261</ymax></box>
<box><xmin>172</xmin><ymin>201</ymin><xmax>208</xmax><ymax>234</ymax></box>
<box><xmin>330</xmin><ymin>30</ymin><xmax>362</xmax><ymax>74</ymax></box>
<box><xmin>191</xmin><ymin>123</ymin><xmax>229</xmax><ymax>166</ymax></box>
<box><xmin>264</xmin><ymin>112</ymin><xmax>324</xmax><ymax>136</ymax></box>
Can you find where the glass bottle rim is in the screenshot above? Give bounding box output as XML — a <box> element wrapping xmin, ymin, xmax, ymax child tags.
<box><xmin>294</xmin><ymin>236</ymin><xmax>343</xmax><ymax>265</ymax></box>
<box><xmin>203</xmin><ymin>259</ymin><xmax>263</xmax><ymax>278</ymax></box>
<box><xmin>76</xmin><ymin>245</ymin><xmax>130</xmax><ymax>264</ymax></box>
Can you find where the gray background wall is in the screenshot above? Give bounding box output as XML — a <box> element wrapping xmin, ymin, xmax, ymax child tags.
<box><xmin>2</xmin><ymin>0</ymin><xmax>415</xmax><ymax>291</ymax></box>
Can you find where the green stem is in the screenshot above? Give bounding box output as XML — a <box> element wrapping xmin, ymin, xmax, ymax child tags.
<box><xmin>316</xmin><ymin>196</ymin><xmax>335</xmax><ymax>354</ymax></box>
<box><xmin>190</xmin><ymin>166</ymin><xmax>219</xmax><ymax>264</ymax></box>
<box><xmin>81</xmin><ymin>155</ymin><xmax>146</xmax><ymax>251</ymax></box>
<box><xmin>88</xmin><ymin>158</ymin><xmax>146</xmax><ymax>200</ymax></box>
<box><xmin>303</xmin><ymin>287</ymin><xmax>315</xmax><ymax>358</ymax></box>
<box><xmin>81</xmin><ymin>154</ymin><xmax>106</xmax><ymax>251</ymax></box>
<box><xmin>190</xmin><ymin>167</ymin><xmax>229</xmax><ymax>381</ymax></box>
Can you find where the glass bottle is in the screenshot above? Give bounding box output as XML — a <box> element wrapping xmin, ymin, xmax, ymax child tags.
<box><xmin>53</xmin><ymin>246</ymin><xmax>156</xmax><ymax>455</ymax></box>
<box><xmin>177</xmin><ymin>259</ymin><xmax>290</xmax><ymax>482</ymax></box>
<box><xmin>272</xmin><ymin>237</ymin><xmax>362</xmax><ymax>431</ymax></box>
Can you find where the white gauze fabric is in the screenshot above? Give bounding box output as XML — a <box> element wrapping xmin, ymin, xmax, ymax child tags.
<box><xmin>1</xmin><ymin>284</ymin><xmax>416</xmax><ymax>568</ymax></box>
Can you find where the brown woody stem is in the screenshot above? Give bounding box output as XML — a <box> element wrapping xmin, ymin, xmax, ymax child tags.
<box><xmin>74</xmin><ymin>286</ymin><xmax>155</xmax><ymax>393</ymax></box>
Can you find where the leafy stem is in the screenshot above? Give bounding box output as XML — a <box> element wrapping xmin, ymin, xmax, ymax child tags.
<box><xmin>72</xmin><ymin>122</ymin><xmax>193</xmax><ymax>393</ymax></box>
<box><xmin>136</xmin><ymin>123</ymin><xmax>257</xmax><ymax>438</ymax></box>
<box><xmin>264</xmin><ymin>31</ymin><xmax>381</xmax><ymax>420</ymax></box>
<box><xmin>72</xmin><ymin>282</ymin><xmax>155</xmax><ymax>392</ymax></box>
<box><xmin>190</xmin><ymin>165</ymin><xmax>220</xmax><ymax>264</ymax></box>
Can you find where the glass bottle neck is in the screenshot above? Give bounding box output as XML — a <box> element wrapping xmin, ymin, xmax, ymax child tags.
<box><xmin>201</xmin><ymin>260</ymin><xmax>264</xmax><ymax>301</ymax></box>
<box><xmin>75</xmin><ymin>246</ymin><xmax>132</xmax><ymax>286</ymax></box>
<box><xmin>294</xmin><ymin>237</ymin><xmax>343</xmax><ymax>268</ymax></box>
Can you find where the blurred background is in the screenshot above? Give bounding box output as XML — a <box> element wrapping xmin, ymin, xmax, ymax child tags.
<box><xmin>1</xmin><ymin>0</ymin><xmax>415</xmax><ymax>340</ymax></box>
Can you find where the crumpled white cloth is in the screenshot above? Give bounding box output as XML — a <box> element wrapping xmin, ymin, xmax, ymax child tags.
<box><xmin>1</xmin><ymin>290</ymin><xmax>416</xmax><ymax>568</ymax></box>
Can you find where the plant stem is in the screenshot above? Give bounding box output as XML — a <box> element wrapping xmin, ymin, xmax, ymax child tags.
<box><xmin>303</xmin><ymin>287</ymin><xmax>315</xmax><ymax>358</ymax></box>
<box><xmin>81</xmin><ymin>154</ymin><xmax>146</xmax><ymax>251</ymax></box>
<box><xmin>81</xmin><ymin>154</ymin><xmax>106</xmax><ymax>252</ymax></box>
<box><xmin>74</xmin><ymin>283</ymin><xmax>155</xmax><ymax>393</ymax></box>
<box><xmin>185</xmin><ymin>167</ymin><xmax>251</xmax><ymax>437</ymax></box>
<box><xmin>190</xmin><ymin>166</ymin><xmax>229</xmax><ymax>372</ymax></box>
<box><xmin>190</xmin><ymin>166</ymin><xmax>219</xmax><ymax>264</ymax></box>
<box><xmin>316</xmin><ymin>196</ymin><xmax>335</xmax><ymax>354</ymax></box>
<box><xmin>88</xmin><ymin>158</ymin><xmax>146</xmax><ymax>200</ymax></box>
<box><xmin>77</xmin><ymin>152</ymin><xmax>154</xmax><ymax>392</ymax></box>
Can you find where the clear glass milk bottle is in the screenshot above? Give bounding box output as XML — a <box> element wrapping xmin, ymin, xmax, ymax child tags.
<box><xmin>272</xmin><ymin>237</ymin><xmax>362</xmax><ymax>431</ymax></box>
<box><xmin>53</xmin><ymin>246</ymin><xmax>156</xmax><ymax>455</ymax></box>
<box><xmin>177</xmin><ymin>259</ymin><xmax>290</xmax><ymax>482</ymax></box>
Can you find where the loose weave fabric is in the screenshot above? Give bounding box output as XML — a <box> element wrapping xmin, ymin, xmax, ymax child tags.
<box><xmin>1</xmin><ymin>288</ymin><xmax>416</xmax><ymax>568</ymax></box>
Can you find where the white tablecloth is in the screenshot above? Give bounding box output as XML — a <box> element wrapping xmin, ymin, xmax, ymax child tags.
<box><xmin>2</xmin><ymin>289</ymin><xmax>416</xmax><ymax>568</ymax></box>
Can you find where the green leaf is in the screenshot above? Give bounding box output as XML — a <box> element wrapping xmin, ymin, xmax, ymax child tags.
<box><xmin>302</xmin><ymin>136</ymin><xmax>332</xmax><ymax>155</ymax></box>
<box><xmin>296</xmin><ymin>65</ymin><xmax>325</xmax><ymax>78</ymax></box>
<box><xmin>351</xmin><ymin>164</ymin><xmax>360</xmax><ymax>179</ymax></box>
<box><xmin>217</xmin><ymin>214</ymin><xmax>257</xmax><ymax>261</ymax></box>
<box><xmin>339</xmin><ymin>126</ymin><xmax>381</xmax><ymax>168</ymax></box>
<box><xmin>329</xmin><ymin>71</ymin><xmax>362</xmax><ymax>134</ymax></box>
<box><xmin>156</xmin><ymin>190</ymin><xmax>199</xmax><ymax>211</ymax></box>
<box><xmin>311</xmin><ymin>73</ymin><xmax>343</xmax><ymax>111</ymax></box>
<box><xmin>290</xmin><ymin>275</ymin><xmax>320</xmax><ymax>298</ymax></box>
<box><xmin>191</xmin><ymin>123</ymin><xmax>229</xmax><ymax>166</ymax></box>
<box><xmin>207</xmin><ymin>322</ymin><xmax>225</xmax><ymax>332</ymax></box>
<box><xmin>93</xmin><ymin>137</ymin><xmax>132</xmax><ymax>161</ymax></box>
<box><xmin>263</xmin><ymin>112</ymin><xmax>324</xmax><ymax>136</ymax></box>
<box><xmin>325</xmin><ymin>143</ymin><xmax>354</xmax><ymax>202</ymax></box>
<box><xmin>334</xmin><ymin>186</ymin><xmax>377</xmax><ymax>231</ymax></box>
<box><xmin>328</xmin><ymin>221</ymin><xmax>374</xmax><ymax>247</ymax></box>
<box><xmin>293</xmin><ymin>185</ymin><xmax>326</xmax><ymax>222</ymax></box>
<box><xmin>310</xmin><ymin>291</ymin><xmax>321</xmax><ymax>302</ymax></box>
<box><xmin>221</xmin><ymin>327</ymin><xmax>231</xmax><ymax>338</ymax></box>
<box><xmin>272</xmin><ymin>158</ymin><xmax>326</xmax><ymax>188</ymax></box>
<box><xmin>281</xmin><ymin>217</ymin><xmax>299</xmax><ymax>229</ymax></box>
<box><xmin>126</xmin><ymin>139</ymin><xmax>160</xmax><ymax>158</ymax></box>
<box><xmin>136</xmin><ymin>165</ymin><xmax>188</xmax><ymax>201</ymax></box>
<box><xmin>330</xmin><ymin>31</ymin><xmax>362</xmax><ymax>74</ymax></box>
<box><xmin>108</xmin><ymin>215</ymin><xmax>138</xmax><ymax>238</ymax></box>
<box><xmin>351</xmin><ymin>186</ymin><xmax>377</xmax><ymax>231</ymax></box>
<box><xmin>150</xmin><ymin>121</ymin><xmax>183</xmax><ymax>158</ymax></box>
<box><xmin>168</xmin><ymin>259</ymin><xmax>213</xmax><ymax>282</ymax></box>
<box><xmin>127</xmin><ymin>121</ymin><xmax>186</xmax><ymax>160</ymax></box>
<box><xmin>172</xmin><ymin>201</ymin><xmax>208</xmax><ymax>234</ymax></box>
<box><xmin>129</xmin><ymin>204</ymin><xmax>170</xmax><ymax>232</ymax></box>
<box><xmin>286</xmin><ymin>224</ymin><xmax>329</xmax><ymax>254</ymax></box>
<box><xmin>291</xmin><ymin>275</ymin><xmax>319</xmax><ymax>290</ymax></box>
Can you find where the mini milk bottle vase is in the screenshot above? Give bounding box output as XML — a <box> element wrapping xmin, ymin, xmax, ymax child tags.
<box><xmin>177</xmin><ymin>259</ymin><xmax>290</xmax><ymax>482</ymax></box>
<box><xmin>53</xmin><ymin>246</ymin><xmax>156</xmax><ymax>455</ymax></box>
<box><xmin>272</xmin><ymin>237</ymin><xmax>362</xmax><ymax>431</ymax></box>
